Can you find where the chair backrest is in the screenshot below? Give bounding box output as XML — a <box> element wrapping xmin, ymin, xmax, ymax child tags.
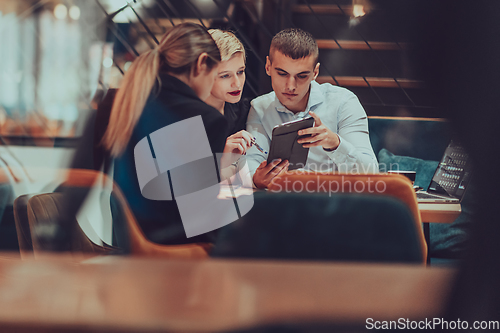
<box><xmin>13</xmin><ymin>194</ymin><xmax>35</xmax><ymax>258</ymax></box>
<box><xmin>27</xmin><ymin>192</ymin><xmax>118</xmax><ymax>256</ymax></box>
<box><xmin>0</xmin><ymin>172</ymin><xmax>14</xmax><ymax>253</ymax></box>
<box><xmin>213</xmin><ymin>192</ymin><xmax>424</xmax><ymax>263</ymax></box>
<box><xmin>268</xmin><ymin>172</ymin><xmax>427</xmax><ymax>262</ymax></box>
<box><xmin>58</xmin><ymin>169</ymin><xmax>212</xmax><ymax>259</ymax></box>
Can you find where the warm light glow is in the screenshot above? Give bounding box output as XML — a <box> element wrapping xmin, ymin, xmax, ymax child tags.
<box><xmin>54</xmin><ymin>4</ymin><xmax>68</xmax><ymax>20</ymax></box>
<box><xmin>353</xmin><ymin>4</ymin><xmax>366</xmax><ymax>18</ymax></box>
<box><xmin>103</xmin><ymin>58</ymin><xmax>113</xmax><ymax>68</ymax></box>
<box><xmin>69</xmin><ymin>6</ymin><xmax>81</xmax><ymax>20</ymax></box>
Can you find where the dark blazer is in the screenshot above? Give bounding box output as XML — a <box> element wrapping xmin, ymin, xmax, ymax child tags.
<box><xmin>224</xmin><ymin>98</ymin><xmax>250</xmax><ymax>136</ymax></box>
<box><xmin>113</xmin><ymin>74</ymin><xmax>229</xmax><ymax>245</ymax></box>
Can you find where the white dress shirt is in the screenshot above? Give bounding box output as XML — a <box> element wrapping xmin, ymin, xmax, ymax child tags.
<box><xmin>240</xmin><ymin>80</ymin><xmax>378</xmax><ymax>186</ymax></box>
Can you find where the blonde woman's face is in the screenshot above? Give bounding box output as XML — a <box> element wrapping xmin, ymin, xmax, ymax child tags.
<box><xmin>210</xmin><ymin>53</ymin><xmax>246</xmax><ymax>104</ymax></box>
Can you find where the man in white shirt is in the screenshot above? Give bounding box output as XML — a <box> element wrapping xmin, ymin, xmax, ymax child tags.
<box><xmin>243</xmin><ymin>28</ymin><xmax>378</xmax><ymax>188</ymax></box>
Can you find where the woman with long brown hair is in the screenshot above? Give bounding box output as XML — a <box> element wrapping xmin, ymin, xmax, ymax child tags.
<box><xmin>102</xmin><ymin>23</ymin><xmax>228</xmax><ymax>245</ymax></box>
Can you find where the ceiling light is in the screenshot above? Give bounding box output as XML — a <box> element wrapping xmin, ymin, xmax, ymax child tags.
<box><xmin>69</xmin><ymin>6</ymin><xmax>81</xmax><ymax>20</ymax></box>
<box><xmin>54</xmin><ymin>4</ymin><xmax>68</xmax><ymax>20</ymax></box>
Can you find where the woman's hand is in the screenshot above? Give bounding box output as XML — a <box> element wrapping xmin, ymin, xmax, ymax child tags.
<box><xmin>220</xmin><ymin>130</ymin><xmax>253</xmax><ymax>171</ymax></box>
<box><xmin>223</xmin><ymin>130</ymin><xmax>253</xmax><ymax>155</ymax></box>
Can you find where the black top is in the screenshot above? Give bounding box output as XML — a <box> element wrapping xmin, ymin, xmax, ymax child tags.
<box><xmin>223</xmin><ymin>98</ymin><xmax>251</xmax><ymax>136</ymax></box>
<box><xmin>93</xmin><ymin>89</ymin><xmax>117</xmax><ymax>172</ymax></box>
<box><xmin>113</xmin><ymin>74</ymin><xmax>229</xmax><ymax>245</ymax></box>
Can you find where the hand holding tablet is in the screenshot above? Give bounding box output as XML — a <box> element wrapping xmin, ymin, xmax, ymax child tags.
<box><xmin>266</xmin><ymin>117</ymin><xmax>315</xmax><ymax>170</ymax></box>
<box><xmin>297</xmin><ymin>111</ymin><xmax>340</xmax><ymax>151</ymax></box>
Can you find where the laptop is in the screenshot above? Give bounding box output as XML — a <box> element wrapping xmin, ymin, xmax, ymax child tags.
<box><xmin>416</xmin><ymin>140</ymin><xmax>473</xmax><ymax>203</ymax></box>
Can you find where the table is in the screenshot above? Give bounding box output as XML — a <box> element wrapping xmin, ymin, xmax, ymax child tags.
<box><xmin>418</xmin><ymin>202</ymin><xmax>462</xmax><ymax>264</ymax></box>
<box><xmin>0</xmin><ymin>254</ymin><xmax>454</xmax><ymax>332</ymax></box>
<box><xmin>419</xmin><ymin>203</ymin><xmax>462</xmax><ymax>224</ymax></box>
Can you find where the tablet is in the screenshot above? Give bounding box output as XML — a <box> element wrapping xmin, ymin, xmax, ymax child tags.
<box><xmin>267</xmin><ymin>117</ymin><xmax>315</xmax><ymax>170</ymax></box>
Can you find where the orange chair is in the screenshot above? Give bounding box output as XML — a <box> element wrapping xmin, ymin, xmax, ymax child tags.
<box><xmin>268</xmin><ymin>171</ymin><xmax>427</xmax><ymax>262</ymax></box>
<box><xmin>25</xmin><ymin>169</ymin><xmax>212</xmax><ymax>259</ymax></box>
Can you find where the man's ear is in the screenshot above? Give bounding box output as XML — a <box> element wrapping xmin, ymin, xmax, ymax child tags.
<box><xmin>194</xmin><ymin>52</ymin><xmax>209</xmax><ymax>77</ymax></box>
<box><xmin>265</xmin><ymin>56</ymin><xmax>271</xmax><ymax>76</ymax></box>
<box><xmin>313</xmin><ymin>62</ymin><xmax>320</xmax><ymax>81</ymax></box>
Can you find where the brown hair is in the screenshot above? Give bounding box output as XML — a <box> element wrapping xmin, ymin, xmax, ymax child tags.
<box><xmin>208</xmin><ymin>29</ymin><xmax>246</xmax><ymax>62</ymax></box>
<box><xmin>102</xmin><ymin>23</ymin><xmax>221</xmax><ymax>156</ymax></box>
<box><xmin>269</xmin><ymin>28</ymin><xmax>318</xmax><ymax>65</ymax></box>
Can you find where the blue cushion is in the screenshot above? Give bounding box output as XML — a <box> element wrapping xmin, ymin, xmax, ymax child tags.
<box><xmin>377</xmin><ymin>148</ymin><xmax>438</xmax><ymax>190</ymax></box>
<box><xmin>377</xmin><ymin>148</ymin><xmax>475</xmax><ymax>260</ymax></box>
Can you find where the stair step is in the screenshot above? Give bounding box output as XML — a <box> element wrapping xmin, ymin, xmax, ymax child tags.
<box><xmin>291</xmin><ymin>8</ymin><xmax>409</xmax><ymax>42</ymax></box>
<box><xmin>292</xmin><ymin>4</ymin><xmax>352</xmax><ymax>15</ymax></box>
<box><xmin>317</xmin><ymin>76</ymin><xmax>424</xmax><ymax>89</ymax></box>
<box><xmin>317</xmin><ymin>40</ymin><xmax>408</xmax><ymax>51</ymax></box>
<box><xmin>318</xmin><ymin>49</ymin><xmax>414</xmax><ymax>79</ymax></box>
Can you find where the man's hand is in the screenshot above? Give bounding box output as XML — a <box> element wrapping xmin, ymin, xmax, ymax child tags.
<box><xmin>253</xmin><ymin>159</ymin><xmax>289</xmax><ymax>189</ymax></box>
<box><xmin>297</xmin><ymin>111</ymin><xmax>340</xmax><ymax>150</ymax></box>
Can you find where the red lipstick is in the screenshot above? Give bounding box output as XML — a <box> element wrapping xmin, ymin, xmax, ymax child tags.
<box><xmin>228</xmin><ymin>90</ymin><xmax>241</xmax><ymax>96</ymax></box>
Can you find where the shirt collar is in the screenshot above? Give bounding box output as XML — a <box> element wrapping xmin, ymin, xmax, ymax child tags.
<box><xmin>274</xmin><ymin>80</ymin><xmax>324</xmax><ymax>116</ymax></box>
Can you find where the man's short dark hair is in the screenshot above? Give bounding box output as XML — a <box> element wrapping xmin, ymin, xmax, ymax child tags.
<box><xmin>269</xmin><ymin>28</ymin><xmax>319</xmax><ymax>65</ymax></box>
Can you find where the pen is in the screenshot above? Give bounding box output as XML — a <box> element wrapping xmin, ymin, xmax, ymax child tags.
<box><xmin>251</xmin><ymin>138</ymin><xmax>268</xmax><ymax>154</ymax></box>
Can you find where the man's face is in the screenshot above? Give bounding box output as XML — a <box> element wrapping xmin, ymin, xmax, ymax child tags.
<box><xmin>266</xmin><ymin>50</ymin><xmax>319</xmax><ymax>113</ymax></box>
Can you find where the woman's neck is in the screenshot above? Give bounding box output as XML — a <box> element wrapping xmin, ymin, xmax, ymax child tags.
<box><xmin>205</xmin><ymin>95</ymin><xmax>225</xmax><ymax>115</ymax></box>
<box><xmin>167</xmin><ymin>72</ymin><xmax>190</xmax><ymax>86</ymax></box>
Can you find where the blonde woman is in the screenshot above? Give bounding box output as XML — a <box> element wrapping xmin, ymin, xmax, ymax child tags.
<box><xmin>206</xmin><ymin>29</ymin><xmax>253</xmax><ymax>156</ymax></box>
<box><xmin>102</xmin><ymin>23</ymin><xmax>227</xmax><ymax>245</ymax></box>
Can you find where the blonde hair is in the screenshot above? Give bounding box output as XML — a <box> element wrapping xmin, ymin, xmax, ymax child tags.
<box><xmin>208</xmin><ymin>29</ymin><xmax>245</xmax><ymax>62</ymax></box>
<box><xmin>102</xmin><ymin>23</ymin><xmax>220</xmax><ymax>156</ymax></box>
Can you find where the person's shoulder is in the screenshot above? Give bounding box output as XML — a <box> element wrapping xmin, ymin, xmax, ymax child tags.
<box><xmin>313</xmin><ymin>81</ymin><xmax>360</xmax><ymax>107</ymax></box>
<box><xmin>150</xmin><ymin>88</ymin><xmax>226</xmax><ymax>126</ymax></box>
<box><xmin>199</xmin><ymin>102</ymin><xmax>227</xmax><ymax>125</ymax></box>
<box><xmin>249</xmin><ymin>91</ymin><xmax>276</xmax><ymax>119</ymax></box>
<box><xmin>314</xmin><ymin>80</ymin><xmax>357</xmax><ymax>97</ymax></box>
<box><xmin>164</xmin><ymin>87</ymin><xmax>223</xmax><ymax>117</ymax></box>
<box><xmin>197</xmin><ymin>99</ymin><xmax>223</xmax><ymax>115</ymax></box>
<box><xmin>225</xmin><ymin>98</ymin><xmax>251</xmax><ymax>116</ymax></box>
<box><xmin>250</xmin><ymin>91</ymin><xmax>275</xmax><ymax>110</ymax></box>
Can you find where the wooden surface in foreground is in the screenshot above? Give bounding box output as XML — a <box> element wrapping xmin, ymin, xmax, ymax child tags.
<box><xmin>0</xmin><ymin>254</ymin><xmax>455</xmax><ymax>332</ymax></box>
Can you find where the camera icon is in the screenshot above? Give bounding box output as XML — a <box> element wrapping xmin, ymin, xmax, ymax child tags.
<box><xmin>133</xmin><ymin>116</ymin><xmax>254</xmax><ymax>237</ymax></box>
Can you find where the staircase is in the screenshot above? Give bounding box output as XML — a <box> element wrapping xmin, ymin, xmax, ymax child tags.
<box><xmin>105</xmin><ymin>0</ymin><xmax>439</xmax><ymax>118</ymax></box>
<box><xmin>285</xmin><ymin>0</ymin><xmax>439</xmax><ymax>117</ymax></box>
